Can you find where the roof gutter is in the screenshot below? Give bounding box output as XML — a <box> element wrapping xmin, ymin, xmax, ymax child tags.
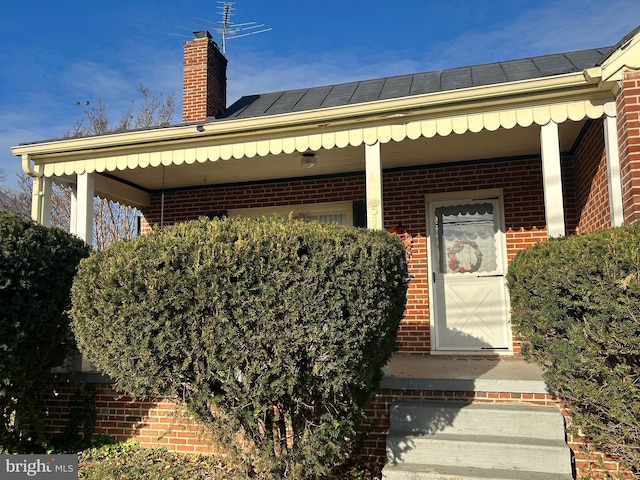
<box><xmin>12</xmin><ymin>71</ymin><xmax>612</xmax><ymax>160</ymax></box>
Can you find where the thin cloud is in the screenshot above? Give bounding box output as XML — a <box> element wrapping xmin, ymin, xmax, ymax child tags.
<box><xmin>60</xmin><ymin>61</ymin><xmax>136</xmax><ymax>103</ymax></box>
<box><xmin>421</xmin><ymin>0</ymin><xmax>640</xmax><ymax>69</ymax></box>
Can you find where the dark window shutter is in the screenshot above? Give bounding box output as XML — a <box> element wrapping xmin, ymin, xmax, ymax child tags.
<box><xmin>352</xmin><ymin>201</ymin><xmax>367</xmax><ymax>228</ymax></box>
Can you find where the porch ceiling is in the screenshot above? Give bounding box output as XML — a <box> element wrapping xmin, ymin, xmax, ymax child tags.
<box><xmin>103</xmin><ymin>120</ymin><xmax>586</xmax><ymax>192</ymax></box>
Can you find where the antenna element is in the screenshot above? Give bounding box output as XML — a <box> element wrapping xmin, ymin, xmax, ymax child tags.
<box><xmin>171</xmin><ymin>2</ymin><xmax>271</xmax><ymax>52</ymax></box>
<box><xmin>214</xmin><ymin>1</ymin><xmax>271</xmax><ymax>54</ymax></box>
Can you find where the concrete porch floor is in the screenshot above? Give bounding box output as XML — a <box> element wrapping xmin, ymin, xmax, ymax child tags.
<box><xmin>381</xmin><ymin>355</ymin><xmax>550</xmax><ymax>394</ymax></box>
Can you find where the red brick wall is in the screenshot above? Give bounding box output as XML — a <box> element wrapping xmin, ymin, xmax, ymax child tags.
<box><xmin>182</xmin><ymin>32</ymin><xmax>227</xmax><ymax>123</ymax></box>
<box><xmin>138</xmin><ymin>141</ymin><xmax>621</xmax><ymax>355</ymax></box>
<box><xmin>141</xmin><ymin>157</ymin><xmax>568</xmax><ymax>247</ymax></box>
<box><xmin>143</xmin><ymin>175</ymin><xmax>366</xmax><ymax>227</ymax></box>
<box><xmin>43</xmin><ymin>384</ymin><xmax>215</xmax><ymax>454</ymax></box>
<box><xmin>617</xmin><ymin>69</ymin><xmax>640</xmax><ymax>224</ymax></box>
<box><xmin>573</xmin><ymin>119</ymin><xmax>612</xmax><ymax>233</ymax></box>
<box><xmin>141</xmin><ymin>157</ymin><xmax>560</xmax><ymax>355</ymax></box>
<box><xmin>566</xmin><ymin>72</ymin><xmax>640</xmax><ymax>232</ymax></box>
<box><xmin>399</xmin><ymin>235</ymin><xmax>430</xmax><ymax>351</ymax></box>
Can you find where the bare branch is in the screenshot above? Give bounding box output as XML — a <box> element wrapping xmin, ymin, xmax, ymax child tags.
<box><xmin>8</xmin><ymin>86</ymin><xmax>175</xmax><ymax>247</ymax></box>
<box><xmin>85</xmin><ymin>99</ymin><xmax>110</xmax><ymax>136</ymax></box>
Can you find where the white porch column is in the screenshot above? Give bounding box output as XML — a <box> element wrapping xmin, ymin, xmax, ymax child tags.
<box><xmin>40</xmin><ymin>176</ymin><xmax>53</xmax><ymax>226</ymax></box>
<box><xmin>71</xmin><ymin>172</ymin><xmax>94</xmax><ymax>244</ymax></box>
<box><xmin>29</xmin><ymin>175</ymin><xmax>53</xmax><ymax>226</ymax></box>
<box><xmin>365</xmin><ymin>141</ymin><xmax>384</xmax><ymax>230</ymax></box>
<box><xmin>71</xmin><ymin>173</ymin><xmax>95</xmax><ymax>372</ymax></box>
<box><xmin>540</xmin><ymin>121</ymin><xmax>565</xmax><ymax>237</ymax></box>
<box><xmin>604</xmin><ymin>102</ymin><xmax>624</xmax><ymax>227</ymax></box>
<box><xmin>30</xmin><ymin>175</ymin><xmax>43</xmax><ymax>223</ymax></box>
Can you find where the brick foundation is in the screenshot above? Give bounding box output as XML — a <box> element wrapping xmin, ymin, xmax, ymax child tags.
<box><xmin>43</xmin><ymin>383</ymin><xmax>215</xmax><ymax>454</ymax></box>
<box><xmin>40</xmin><ymin>381</ymin><xmax>633</xmax><ymax>478</ymax></box>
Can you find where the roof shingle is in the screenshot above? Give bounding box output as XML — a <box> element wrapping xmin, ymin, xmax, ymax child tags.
<box><xmin>220</xmin><ymin>46</ymin><xmax>613</xmax><ymax>121</ymax></box>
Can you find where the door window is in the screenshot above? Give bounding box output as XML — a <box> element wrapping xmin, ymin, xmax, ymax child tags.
<box><xmin>435</xmin><ymin>203</ymin><xmax>497</xmax><ymax>274</ymax></box>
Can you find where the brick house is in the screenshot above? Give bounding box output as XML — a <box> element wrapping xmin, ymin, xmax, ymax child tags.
<box><xmin>12</xmin><ymin>25</ymin><xmax>640</xmax><ymax>478</ymax></box>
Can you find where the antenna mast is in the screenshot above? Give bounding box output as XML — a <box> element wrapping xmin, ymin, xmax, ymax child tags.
<box><xmin>213</xmin><ymin>1</ymin><xmax>271</xmax><ymax>54</ymax></box>
<box><xmin>219</xmin><ymin>2</ymin><xmax>232</xmax><ymax>54</ymax></box>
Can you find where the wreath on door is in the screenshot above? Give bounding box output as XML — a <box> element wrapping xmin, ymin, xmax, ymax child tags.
<box><xmin>447</xmin><ymin>239</ymin><xmax>483</xmax><ymax>273</ymax></box>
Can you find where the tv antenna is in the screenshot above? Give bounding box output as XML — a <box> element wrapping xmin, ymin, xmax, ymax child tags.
<box><xmin>185</xmin><ymin>1</ymin><xmax>271</xmax><ymax>54</ymax></box>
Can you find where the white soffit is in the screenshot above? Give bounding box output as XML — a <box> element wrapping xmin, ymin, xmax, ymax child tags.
<box><xmin>42</xmin><ymin>98</ymin><xmax>605</xmax><ymax>178</ymax></box>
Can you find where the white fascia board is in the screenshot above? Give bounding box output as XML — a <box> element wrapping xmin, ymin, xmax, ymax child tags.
<box><xmin>11</xmin><ymin>72</ymin><xmax>604</xmax><ymax>161</ymax></box>
<box><xmin>600</xmin><ymin>30</ymin><xmax>640</xmax><ymax>83</ymax></box>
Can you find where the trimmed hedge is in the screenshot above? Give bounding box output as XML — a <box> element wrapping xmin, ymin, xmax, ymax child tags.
<box><xmin>0</xmin><ymin>213</ymin><xmax>90</xmax><ymax>451</ymax></box>
<box><xmin>71</xmin><ymin>216</ymin><xmax>409</xmax><ymax>478</ymax></box>
<box><xmin>506</xmin><ymin>223</ymin><xmax>640</xmax><ymax>473</ymax></box>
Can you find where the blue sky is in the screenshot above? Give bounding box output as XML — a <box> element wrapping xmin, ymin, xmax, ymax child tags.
<box><xmin>1</xmin><ymin>0</ymin><xmax>639</xmax><ymax>186</ymax></box>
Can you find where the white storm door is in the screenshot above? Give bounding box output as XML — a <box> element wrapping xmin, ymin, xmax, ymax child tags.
<box><xmin>430</xmin><ymin>199</ymin><xmax>510</xmax><ymax>351</ymax></box>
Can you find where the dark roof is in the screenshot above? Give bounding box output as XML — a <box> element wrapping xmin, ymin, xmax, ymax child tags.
<box><xmin>220</xmin><ymin>46</ymin><xmax>612</xmax><ymax>120</ymax></box>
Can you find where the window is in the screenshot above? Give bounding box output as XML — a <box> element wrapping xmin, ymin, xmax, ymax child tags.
<box><xmin>434</xmin><ymin>203</ymin><xmax>497</xmax><ymax>274</ymax></box>
<box><xmin>228</xmin><ymin>201</ymin><xmax>354</xmax><ymax>226</ymax></box>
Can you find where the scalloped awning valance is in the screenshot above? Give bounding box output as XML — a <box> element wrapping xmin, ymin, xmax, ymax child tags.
<box><xmin>42</xmin><ymin>98</ymin><xmax>606</xmax><ymax>178</ymax></box>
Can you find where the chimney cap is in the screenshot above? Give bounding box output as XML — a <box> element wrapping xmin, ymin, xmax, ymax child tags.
<box><xmin>193</xmin><ymin>31</ymin><xmax>212</xmax><ymax>40</ymax></box>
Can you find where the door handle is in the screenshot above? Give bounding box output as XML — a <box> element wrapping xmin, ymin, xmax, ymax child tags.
<box><xmin>477</xmin><ymin>274</ymin><xmax>504</xmax><ymax>278</ymax></box>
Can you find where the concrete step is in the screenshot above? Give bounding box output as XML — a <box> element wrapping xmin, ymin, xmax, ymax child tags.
<box><xmin>386</xmin><ymin>433</ymin><xmax>572</xmax><ymax>475</ymax></box>
<box><xmin>381</xmin><ymin>356</ymin><xmax>550</xmax><ymax>394</ymax></box>
<box><xmin>382</xmin><ymin>463</ymin><xmax>574</xmax><ymax>480</ymax></box>
<box><xmin>389</xmin><ymin>401</ymin><xmax>566</xmax><ymax>439</ymax></box>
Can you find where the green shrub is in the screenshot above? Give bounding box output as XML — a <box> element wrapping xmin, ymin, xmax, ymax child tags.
<box><xmin>506</xmin><ymin>223</ymin><xmax>640</xmax><ymax>473</ymax></box>
<box><xmin>71</xmin><ymin>216</ymin><xmax>408</xmax><ymax>478</ymax></box>
<box><xmin>0</xmin><ymin>212</ymin><xmax>90</xmax><ymax>451</ymax></box>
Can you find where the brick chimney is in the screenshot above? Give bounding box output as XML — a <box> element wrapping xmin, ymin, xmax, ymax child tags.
<box><xmin>182</xmin><ymin>31</ymin><xmax>228</xmax><ymax>123</ymax></box>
